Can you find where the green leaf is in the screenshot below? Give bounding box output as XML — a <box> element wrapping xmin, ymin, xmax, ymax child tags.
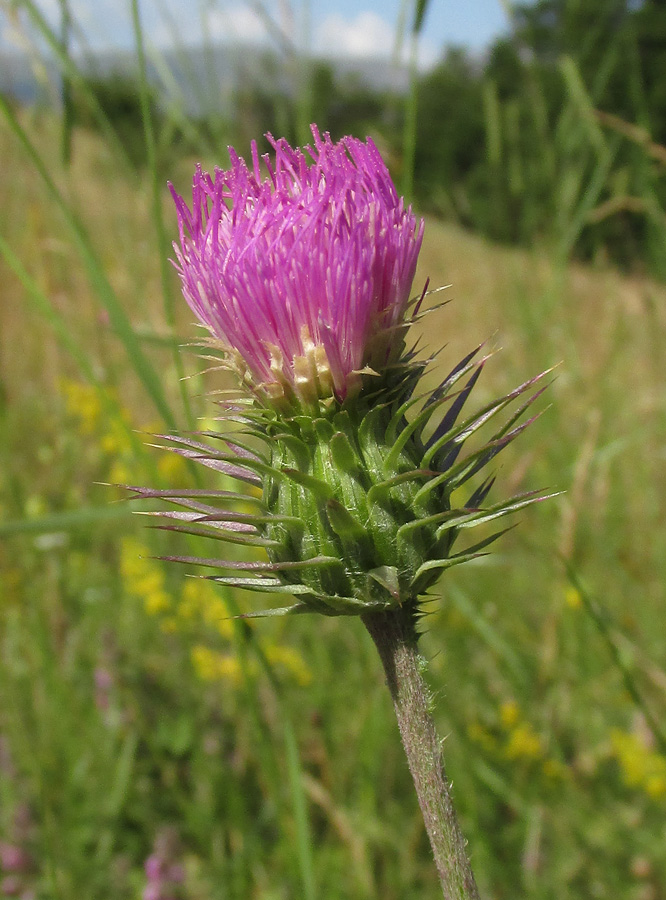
<box><xmin>150</xmin><ymin>523</ymin><xmax>281</xmax><ymax>548</ymax></box>
<box><xmin>367</xmin><ymin>566</ymin><xmax>401</xmax><ymax>600</ymax></box>
<box><xmin>413</xmin><ymin>0</ymin><xmax>430</xmax><ymax>34</ymax></box>
<box><xmin>434</xmin><ymin>492</ymin><xmax>557</xmax><ymax>538</ymax></box>
<box><xmin>0</xmin><ymin>505</ymin><xmax>133</xmax><ymax>537</ymax></box>
<box><xmin>326</xmin><ymin>500</ymin><xmax>367</xmax><ymax>539</ymax></box>
<box><xmin>161</xmin><ymin>554</ymin><xmax>341</xmax><ymax>572</ymax></box>
<box><xmin>329</xmin><ymin>431</ymin><xmax>362</xmax><ymax>475</ymax></box>
<box><xmin>367</xmin><ymin>469</ymin><xmax>436</xmax><ymax>505</ymax></box>
<box><xmin>273</xmin><ymin>433</ymin><xmax>311</xmax><ymax>471</ymax></box>
<box><xmin>233</xmin><ymin>603</ymin><xmax>314</xmax><ymax>618</ymax></box>
<box><xmin>383</xmin><ymin>393</ymin><xmax>458</xmax><ymax>472</ymax></box>
<box><xmin>208</xmin><ymin>577</ymin><xmax>316</xmax><ymax>593</ymax></box>
<box><xmin>422</xmin><ymin>370</ymin><xmax>550</xmax><ymax>469</ymax></box>
<box><xmin>130</xmin><ymin>0</ymin><xmax>194</xmax><ymax>429</ymax></box>
<box><xmin>413</xmin><ymin>551</ymin><xmax>486</xmax><ymax>582</ymax></box>
<box><xmin>281</xmin><ymin>468</ymin><xmax>334</xmax><ymax>500</ymax></box>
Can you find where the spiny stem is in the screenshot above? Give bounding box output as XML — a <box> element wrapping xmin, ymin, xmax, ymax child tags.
<box><xmin>362</xmin><ymin>605</ymin><xmax>480</xmax><ymax>900</ymax></box>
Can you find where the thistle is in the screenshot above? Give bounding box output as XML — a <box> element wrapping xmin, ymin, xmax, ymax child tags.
<box><xmin>132</xmin><ymin>126</ymin><xmax>550</xmax><ymax>899</ymax></box>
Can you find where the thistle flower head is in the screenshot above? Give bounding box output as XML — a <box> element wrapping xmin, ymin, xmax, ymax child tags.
<box><xmin>136</xmin><ymin>127</ymin><xmax>551</xmax><ymax>621</ymax></box>
<box><xmin>170</xmin><ymin>125</ymin><xmax>424</xmax><ymax>408</ymax></box>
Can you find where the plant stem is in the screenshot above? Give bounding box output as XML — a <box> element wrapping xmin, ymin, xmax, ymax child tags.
<box><xmin>362</xmin><ymin>605</ymin><xmax>480</xmax><ymax>900</ymax></box>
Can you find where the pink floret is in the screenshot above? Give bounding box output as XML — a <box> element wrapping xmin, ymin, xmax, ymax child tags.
<box><xmin>170</xmin><ymin>125</ymin><xmax>424</xmax><ymax>402</ymax></box>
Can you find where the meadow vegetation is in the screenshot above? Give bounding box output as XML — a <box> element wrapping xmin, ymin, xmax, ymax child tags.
<box><xmin>1</xmin><ymin>1</ymin><xmax>666</xmax><ymax>897</ymax></box>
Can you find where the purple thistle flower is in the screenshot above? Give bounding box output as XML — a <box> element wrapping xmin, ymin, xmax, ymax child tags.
<box><xmin>0</xmin><ymin>840</ymin><xmax>33</xmax><ymax>900</ymax></box>
<box><xmin>143</xmin><ymin>854</ymin><xmax>163</xmax><ymax>883</ymax></box>
<box><xmin>0</xmin><ymin>843</ymin><xmax>31</xmax><ymax>874</ymax></box>
<box><xmin>1</xmin><ymin>875</ymin><xmax>23</xmax><ymax>897</ymax></box>
<box><xmin>141</xmin><ymin>833</ymin><xmax>185</xmax><ymax>900</ymax></box>
<box><xmin>170</xmin><ymin>125</ymin><xmax>424</xmax><ymax>406</ymax></box>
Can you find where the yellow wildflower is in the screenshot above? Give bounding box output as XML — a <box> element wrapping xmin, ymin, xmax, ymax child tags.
<box><xmin>610</xmin><ymin>728</ymin><xmax>666</xmax><ymax>799</ymax></box>
<box><xmin>564</xmin><ymin>587</ymin><xmax>582</xmax><ymax>609</ymax></box>
<box><xmin>109</xmin><ymin>460</ymin><xmax>133</xmax><ymax>486</ymax></box>
<box><xmin>645</xmin><ymin>775</ymin><xmax>666</xmax><ymax>799</ymax></box>
<box><xmin>265</xmin><ymin>644</ymin><xmax>312</xmax><ymax>687</ymax></box>
<box><xmin>499</xmin><ymin>700</ymin><xmax>520</xmax><ymax>729</ymax></box>
<box><xmin>157</xmin><ymin>451</ymin><xmax>189</xmax><ymax>486</ymax></box>
<box><xmin>61</xmin><ymin>379</ymin><xmax>102</xmax><ymax>435</ymax></box>
<box><xmin>144</xmin><ymin>590</ymin><xmax>171</xmax><ymax>615</ymax></box>
<box><xmin>101</xmin><ymin>432</ymin><xmax>121</xmax><ymax>455</ymax></box>
<box><xmin>504</xmin><ymin>723</ymin><xmax>544</xmax><ymax>761</ymax></box>
<box><xmin>176</xmin><ymin>593</ymin><xmax>199</xmax><ymax>621</ymax></box>
<box><xmin>179</xmin><ymin>579</ymin><xmax>234</xmax><ymax>639</ymax></box>
<box><xmin>100</xmin><ymin>419</ymin><xmax>133</xmax><ymax>457</ymax></box>
<box><xmin>191</xmin><ymin>645</ymin><xmax>243</xmax><ymax>686</ymax></box>
<box><xmin>135</xmin><ymin>571</ymin><xmax>164</xmax><ymax>596</ymax></box>
<box><xmin>542</xmin><ymin>758</ymin><xmax>567</xmax><ymax>780</ymax></box>
<box><xmin>121</xmin><ymin>538</ymin><xmax>172</xmax><ymax>615</ymax></box>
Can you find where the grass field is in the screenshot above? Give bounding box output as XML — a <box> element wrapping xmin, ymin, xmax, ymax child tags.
<box><xmin>1</xmin><ymin>109</ymin><xmax>665</xmax><ymax>899</ymax></box>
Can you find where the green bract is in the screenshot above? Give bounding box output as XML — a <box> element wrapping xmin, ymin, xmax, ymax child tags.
<box><xmin>132</xmin><ymin>345</ymin><xmax>551</xmax><ymax>618</ymax></box>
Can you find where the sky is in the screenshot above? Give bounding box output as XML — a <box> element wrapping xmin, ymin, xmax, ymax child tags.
<box><xmin>1</xmin><ymin>1</ymin><xmax>518</xmax><ymax>69</ymax></box>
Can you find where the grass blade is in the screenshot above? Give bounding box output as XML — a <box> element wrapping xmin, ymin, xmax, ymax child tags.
<box><xmin>130</xmin><ymin>0</ymin><xmax>195</xmax><ymax>430</ymax></box>
<box><xmin>563</xmin><ymin>560</ymin><xmax>666</xmax><ymax>755</ymax></box>
<box><xmin>0</xmin><ymin>504</ymin><xmax>134</xmax><ymax>538</ymax></box>
<box><xmin>0</xmin><ymin>92</ymin><xmax>177</xmax><ymax>430</ymax></box>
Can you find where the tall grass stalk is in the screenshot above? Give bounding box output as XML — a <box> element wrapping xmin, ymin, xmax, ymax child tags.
<box><xmin>130</xmin><ymin>0</ymin><xmax>194</xmax><ymax>430</ymax></box>
<box><xmin>19</xmin><ymin>0</ymin><xmax>137</xmax><ymax>172</ymax></box>
<box><xmin>401</xmin><ymin>0</ymin><xmax>430</xmax><ymax>200</ymax></box>
<box><xmin>563</xmin><ymin>561</ymin><xmax>666</xmax><ymax>756</ymax></box>
<box><xmin>57</xmin><ymin>0</ymin><xmax>73</xmax><ymax>166</ymax></box>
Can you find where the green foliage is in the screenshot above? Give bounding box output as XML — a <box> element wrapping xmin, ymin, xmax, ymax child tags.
<box><xmin>414</xmin><ymin>50</ymin><xmax>487</xmax><ymax>221</ymax></box>
<box><xmin>1</xmin><ymin>3</ymin><xmax>665</xmax><ymax>897</ymax></box>
<box><xmin>72</xmin><ymin>72</ymin><xmax>160</xmax><ymax>169</ymax></box>
<box><xmin>412</xmin><ymin>0</ymin><xmax>666</xmax><ymax>278</ymax></box>
<box><xmin>310</xmin><ymin>63</ymin><xmax>399</xmax><ymax>145</ymax></box>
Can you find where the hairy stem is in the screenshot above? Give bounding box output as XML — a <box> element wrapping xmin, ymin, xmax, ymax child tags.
<box><xmin>362</xmin><ymin>605</ymin><xmax>480</xmax><ymax>900</ymax></box>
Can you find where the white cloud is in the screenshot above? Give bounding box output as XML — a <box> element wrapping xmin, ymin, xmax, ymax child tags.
<box><xmin>314</xmin><ymin>10</ymin><xmax>437</xmax><ymax>70</ymax></box>
<box><xmin>146</xmin><ymin>3</ymin><xmax>271</xmax><ymax>51</ymax></box>
<box><xmin>0</xmin><ymin>0</ymin><xmax>108</xmax><ymax>60</ymax></box>
<box><xmin>205</xmin><ymin>6</ymin><xmax>270</xmax><ymax>46</ymax></box>
<box><xmin>0</xmin><ymin>2</ymin><xmax>437</xmax><ymax>71</ymax></box>
<box><xmin>315</xmin><ymin>11</ymin><xmax>394</xmax><ymax>59</ymax></box>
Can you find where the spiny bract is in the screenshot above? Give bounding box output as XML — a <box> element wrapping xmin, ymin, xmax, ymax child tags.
<box><xmin>131</xmin><ymin>342</ymin><xmax>550</xmax><ymax>617</ymax></box>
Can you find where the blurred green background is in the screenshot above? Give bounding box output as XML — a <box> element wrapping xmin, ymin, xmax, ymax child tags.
<box><xmin>0</xmin><ymin>1</ymin><xmax>665</xmax><ymax>897</ymax></box>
